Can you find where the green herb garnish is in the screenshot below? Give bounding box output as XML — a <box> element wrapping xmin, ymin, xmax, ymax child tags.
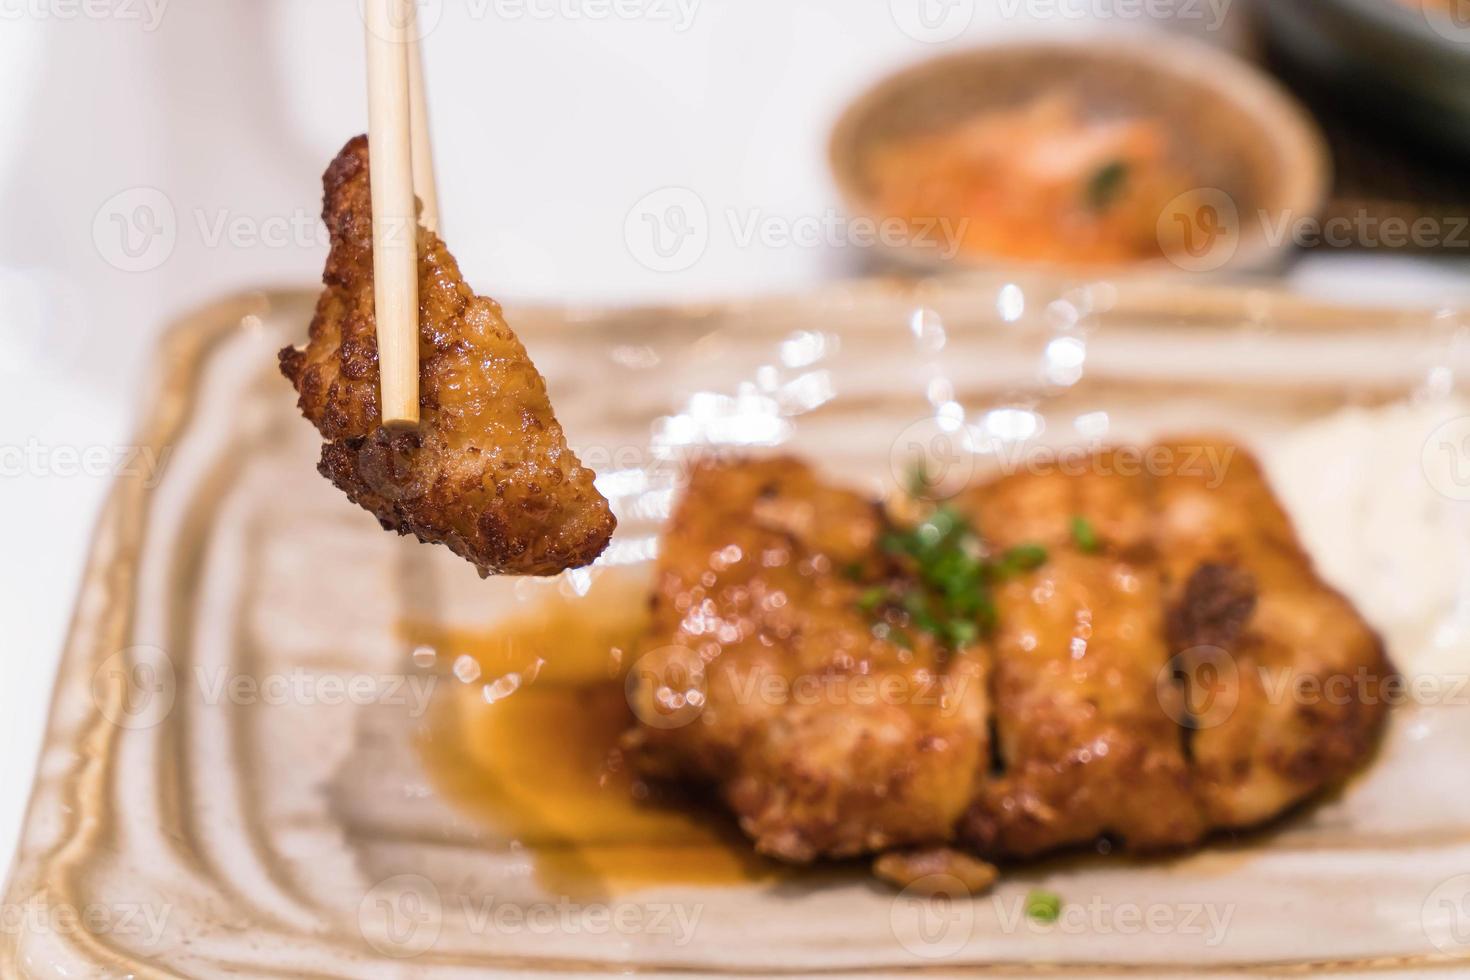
<box><xmin>1025</xmin><ymin>889</ymin><xmax>1063</xmax><ymax>923</ymax></box>
<box><xmin>1085</xmin><ymin>159</ymin><xmax>1129</xmax><ymax>211</ymax></box>
<box><xmin>947</xmin><ymin>618</ymin><xmax>979</xmax><ymax>647</ymax></box>
<box><xmin>906</xmin><ymin>458</ymin><xmax>935</xmax><ymax>499</ymax></box>
<box><xmin>862</xmin><ymin>506</ymin><xmax>1046</xmax><ymax>651</ymax></box>
<box><xmin>1070</xmin><ymin>515</ymin><xmax>1100</xmax><ymax>553</ymax></box>
<box><xmin>994</xmin><ymin>543</ymin><xmax>1048</xmax><ymax>578</ymax></box>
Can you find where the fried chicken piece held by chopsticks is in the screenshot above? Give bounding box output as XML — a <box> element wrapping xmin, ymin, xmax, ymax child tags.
<box><xmin>279</xmin><ymin>136</ymin><xmax>615</xmax><ymax>576</ymax></box>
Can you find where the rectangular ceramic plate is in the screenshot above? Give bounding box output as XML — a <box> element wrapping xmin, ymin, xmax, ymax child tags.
<box><xmin>4</xmin><ymin>279</ymin><xmax>1470</xmax><ymax>978</ymax></box>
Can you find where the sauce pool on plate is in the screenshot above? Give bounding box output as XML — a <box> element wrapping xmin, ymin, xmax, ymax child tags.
<box><xmin>407</xmin><ymin>570</ymin><xmax>788</xmax><ymax>896</ymax></box>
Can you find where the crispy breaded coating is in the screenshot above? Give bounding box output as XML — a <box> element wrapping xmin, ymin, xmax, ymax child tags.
<box><xmin>621</xmin><ymin>457</ymin><xmax>990</xmax><ymax>862</ymax></box>
<box><xmin>624</xmin><ymin>445</ymin><xmax>1391</xmax><ymax>881</ymax></box>
<box><xmin>1154</xmin><ymin>439</ymin><xmax>1392</xmax><ymax>829</ymax></box>
<box><xmin>279</xmin><ymin>136</ymin><xmax>614</xmax><ymax>576</ymax></box>
<box><xmin>954</xmin><ymin>457</ymin><xmax>1209</xmax><ymax>858</ymax></box>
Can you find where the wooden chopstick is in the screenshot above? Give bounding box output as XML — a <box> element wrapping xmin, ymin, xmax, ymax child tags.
<box><xmin>408</xmin><ymin>29</ymin><xmax>440</xmax><ymax>236</ymax></box>
<box><xmin>364</xmin><ymin>0</ymin><xmax>420</xmax><ymax>429</ymax></box>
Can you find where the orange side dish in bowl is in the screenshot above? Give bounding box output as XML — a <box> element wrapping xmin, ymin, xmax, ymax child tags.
<box><xmin>867</xmin><ymin>95</ymin><xmax>1201</xmax><ymax>266</ymax></box>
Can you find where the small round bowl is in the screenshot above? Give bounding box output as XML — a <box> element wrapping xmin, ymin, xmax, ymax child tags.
<box><xmin>829</xmin><ymin>37</ymin><xmax>1331</xmax><ymax>277</ymax></box>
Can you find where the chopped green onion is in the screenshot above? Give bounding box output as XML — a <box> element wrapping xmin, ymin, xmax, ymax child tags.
<box><xmin>858</xmin><ymin>509</ymin><xmax>1048</xmax><ymax>652</ymax></box>
<box><xmin>906</xmin><ymin>459</ymin><xmax>934</xmax><ymax>498</ymax></box>
<box><xmin>1071</xmin><ymin>515</ymin><xmax>1100</xmax><ymax>554</ymax></box>
<box><xmin>999</xmin><ymin>543</ymin><xmax>1048</xmax><ymax>575</ymax></box>
<box><xmin>1085</xmin><ymin>159</ymin><xmax>1129</xmax><ymax>211</ymax></box>
<box><xmin>948</xmin><ymin>618</ymin><xmax>979</xmax><ymax>647</ymax></box>
<box><xmin>1025</xmin><ymin>889</ymin><xmax>1063</xmax><ymax>923</ymax></box>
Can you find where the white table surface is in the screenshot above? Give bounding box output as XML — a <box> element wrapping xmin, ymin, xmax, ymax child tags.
<box><xmin>2</xmin><ymin>0</ymin><xmax>1468</xmax><ymax>888</ymax></box>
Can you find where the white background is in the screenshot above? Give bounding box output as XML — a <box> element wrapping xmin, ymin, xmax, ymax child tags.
<box><xmin>2</xmin><ymin>0</ymin><xmax>1468</xmax><ymax>885</ymax></box>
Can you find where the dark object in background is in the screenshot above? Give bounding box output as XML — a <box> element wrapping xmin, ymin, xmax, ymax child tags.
<box><xmin>1251</xmin><ymin>0</ymin><xmax>1470</xmax><ymax>161</ymax></box>
<box><xmin>1251</xmin><ymin>0</ymin><xmax>1470</xmax><ymax>252</ymax></box>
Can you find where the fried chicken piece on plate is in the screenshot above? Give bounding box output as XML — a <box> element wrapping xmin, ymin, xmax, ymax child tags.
<box><xmin>954</xmin><ymin>456</ymin><xmax>1208</xmax><ymax>858</ymax></box>
<box><xmin>1154</xmin><ymin>439</ymin><xmax>1391</xmax><ymax>829</ymax></box>
<box><xmin>623</xmin><ymin>443</ymin><xmax>1391</xmax><ymax>886</ymax></box>
<box><xmin>621</xmin><ymin>457</ymin><xmax>991</xmax><ymax>864</ymax></box>
<box><xmin>279</xmin><ymin>136</ymin><xmax>614</xmax><ymax>576</ymax></box>
<box><xmin>955</xmin><ymin>443</ymin><xmax>1389</xmax><ymax>857</ymax></box>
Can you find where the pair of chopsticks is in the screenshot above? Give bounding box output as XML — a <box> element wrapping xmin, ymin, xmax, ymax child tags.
<box><xmin>364</xmin><ymin>0</ymin><xmax>438</xmax><ymax>429</ymax></box>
